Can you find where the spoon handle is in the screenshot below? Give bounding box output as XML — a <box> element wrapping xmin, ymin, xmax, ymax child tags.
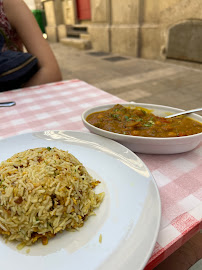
<box><xmin>0</xmin><ymin>101</ymin><xmax>16</xmax><ymax>107</ymax></box>
<box><xmin>165</xmin><ymin>107</ymin><xmax>202</xmax><ymax>118</ymax></box>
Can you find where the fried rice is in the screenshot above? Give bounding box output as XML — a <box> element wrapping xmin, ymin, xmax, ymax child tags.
<box><xmin>0</xmin><ymin>147</ymin><xmax>104</xmax><ymax>246</ymax></box>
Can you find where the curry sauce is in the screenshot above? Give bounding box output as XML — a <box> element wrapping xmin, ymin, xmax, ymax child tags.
<box><xmin>86</xmin><ymin>104</ymin><xmax>202</xmax><ymax>137</ymax></box>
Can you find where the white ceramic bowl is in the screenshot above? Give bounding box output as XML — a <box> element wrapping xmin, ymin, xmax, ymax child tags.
<box><xmin>82</xmin><ymin>103</ymin><xmax>202</xmax><ymax>154</ymax></box>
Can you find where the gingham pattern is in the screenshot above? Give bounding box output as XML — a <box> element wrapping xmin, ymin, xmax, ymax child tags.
<box><xmin>0</xmin><ymin>80</ymin><xmax>201</xmax><ymax>269</ymax></box>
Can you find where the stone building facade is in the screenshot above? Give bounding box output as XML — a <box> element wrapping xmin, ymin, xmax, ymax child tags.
<box><xmin>42</xmin><ymin>0</ymin><xmax>202</xmax><ymax>63</ymax></box>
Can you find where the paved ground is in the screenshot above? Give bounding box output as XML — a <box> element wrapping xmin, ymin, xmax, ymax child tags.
<box><xmin>50</xmin><ymin>42</ymin><xmax>202</xmax><ymax>270</ymax></box>
<box><xmin>50</xmin><ymin>42</ymin><xmax>202</xmax><ymax>115</ymax></box>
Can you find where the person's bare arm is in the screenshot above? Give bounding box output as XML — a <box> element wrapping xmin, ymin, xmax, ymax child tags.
<box><xmin>4</xmin><ymin>0</ymin><xmax>62</xmax><ymax>87</ymax></box>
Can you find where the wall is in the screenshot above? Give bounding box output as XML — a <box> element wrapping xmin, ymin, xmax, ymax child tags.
<box><xmin>88</xmin><ymin>0</ymin><xmax>110</xmax><ymax>52</ymax></box>
<box><xmin>24</xmin><ymin>0</ymin><xmax>35</xmax><ymax>10</ymax></box>
<box><xmin>89</xmin><ymin>0</ymin><xmax>140</xmax><ymax>56</ymax></box>
<box><xmin>43</xmin><ymin>0</ymin><xmax>64</xmax><ymax>42</ymax></box>
<box><xmin>89</xmin><ymin>0</ymin><xmax>202</xmax><ymax>61</ymax></box>
<box><xmin>110</xmin><ymin>0</ymin><xmax>139</xmax><ymax>56</ymax></box>
<box><xmin>24</xmin><ymin>0</ymin><xmax>42</xmax><ymax>10</ymax></box>
<box><xmin>141</xmin><ymin>0</ymin><xmax>202</xmax><ymax>60</ymax></box>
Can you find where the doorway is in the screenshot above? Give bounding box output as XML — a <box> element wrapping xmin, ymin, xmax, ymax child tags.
<box><xmin>76</xmin><ymin>0</ymin><xmax>91</xmax><ymax>20</ymax></box>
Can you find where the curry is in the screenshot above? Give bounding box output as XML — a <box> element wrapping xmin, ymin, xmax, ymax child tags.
<box><xmin>86</xmin><ymin>104</ymin><xmax>202</xmax><ymax>137</ymax></box>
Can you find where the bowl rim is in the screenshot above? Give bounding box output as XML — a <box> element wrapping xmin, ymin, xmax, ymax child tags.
<box><xmin>81</xmin><ymin>102</ymin><xmax>202</xmax><ymax>141</ymax></box>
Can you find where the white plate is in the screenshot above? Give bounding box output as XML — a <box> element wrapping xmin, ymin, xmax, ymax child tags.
<box><xmin>82</xmin><ymin>103</ymin><xmax>202</xmax><ymax>154</ymax></box>
<box><xmin>0</xmin><ymin>131</ymin><xmax>161</xmax><ymax>270</ymax></box>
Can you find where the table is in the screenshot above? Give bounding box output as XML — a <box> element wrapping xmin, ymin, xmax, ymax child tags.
<box><xmin>0</xmin><ymin>80</ymin><xmax>201</xmax><ymax>269</ymax></box>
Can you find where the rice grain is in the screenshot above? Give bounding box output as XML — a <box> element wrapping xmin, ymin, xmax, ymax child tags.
<box><xmin>0</xmin><ymin>147</ymin><xmax>104</xmax><ymax>246</ymax></box>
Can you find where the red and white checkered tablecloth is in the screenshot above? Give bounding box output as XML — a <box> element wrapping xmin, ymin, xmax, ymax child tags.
<box><xmin>0</xmin><ymin>80</ymin><xmax>201</xmax><ymax>269</ymax></box>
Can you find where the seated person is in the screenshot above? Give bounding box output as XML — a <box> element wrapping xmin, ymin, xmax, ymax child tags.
<box><xmin>0</xmin><ymin>0</ymin><xmax>62</xmax><ymax>89</ymax></box>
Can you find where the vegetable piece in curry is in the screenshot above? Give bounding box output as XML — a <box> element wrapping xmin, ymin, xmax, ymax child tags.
<box><xmin>86</xmin><ymin>104</ymin><xmax>202</xmax><ymax>137</ymax></box>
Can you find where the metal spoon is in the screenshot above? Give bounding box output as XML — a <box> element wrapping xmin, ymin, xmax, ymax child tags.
<box><xmin>165</xmin><ymin>107</ymin><xmax>202</xmax><ymax>118</ymax></box>
<box><xmin>0</xmin><ymin>101</ymin><xmax>16</xmax><ymax>107</ymax></box>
